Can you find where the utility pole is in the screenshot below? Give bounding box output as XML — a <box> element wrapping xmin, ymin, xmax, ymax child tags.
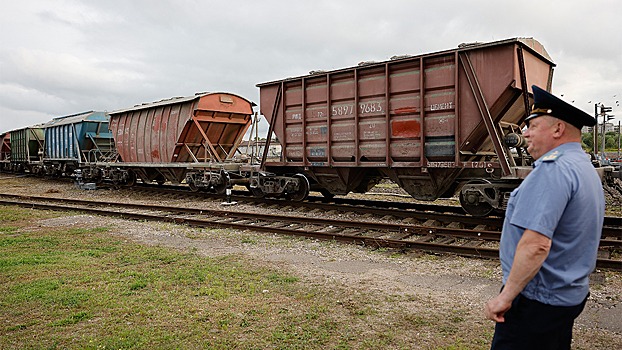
<box><xmin>601</xmin><ymin>104</ymin><xmax>606</xmax><ymax>161</ymax></box>
<box><xmin>618</xmin><ymin>120</ymin><xmax>621</xmax><ymax>161</ymax></box>
<box><xmin>594</xmin><ymin>103</ymin><xmax>599</xmax><ymax>158</ymax></box>
<box><xmin>601</xmin><ymin>104</ymin><xmax>613</xmax><ymax>161</ymax></box>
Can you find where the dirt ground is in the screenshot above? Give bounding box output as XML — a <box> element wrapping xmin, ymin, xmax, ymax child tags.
<box><xmin>35</xmin><ymin>214</ymin><xmax>622</xmax><ymax>348</ymax></box>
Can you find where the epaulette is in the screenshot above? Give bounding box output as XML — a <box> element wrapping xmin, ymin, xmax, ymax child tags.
<box><xmin>541</xmin><ymin>150</ymin><xmax>562</xmax><ymax>162</ymax></box>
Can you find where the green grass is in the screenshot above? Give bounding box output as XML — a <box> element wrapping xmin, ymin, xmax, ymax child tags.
<box><xmin>1</xmin><ymin>207</ymin><xmax>336</xmax><ymax>349</ymax></box>
<box><xmin>0</xmin><ymin>206</ymin><xmax>523</xmax><ymax>349</ymax></box>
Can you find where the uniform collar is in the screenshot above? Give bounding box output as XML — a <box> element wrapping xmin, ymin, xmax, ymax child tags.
<box><xmin>533</xmin><ymin>142</ymin><xmax>582</xmax><ymax>168</ymax></box>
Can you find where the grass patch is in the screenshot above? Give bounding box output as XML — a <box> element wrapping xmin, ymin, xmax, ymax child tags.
<box><xmin>1</xmin><ymin>206</ymin><xmax>359</xmax><ymax>349</ymax></box>
<box><xmin>0</xmin><ymin>205</ymin><xmax>61</xmax><ymax>222</ymax></box>
<box><xmin>3</xmin><ymin>204</ymin><xmax>601</xmax><ymax>349</ymax></box>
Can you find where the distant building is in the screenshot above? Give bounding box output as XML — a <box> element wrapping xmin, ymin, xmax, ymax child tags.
<box><xmin>582</xmin><ymin>123</ymin><xmax>617</xmax><ymax>133</ymax></box>
<box><xmin>236</xmin><ymin>140</ymin><xmax>282</xmax><ymax>161</ymax></box>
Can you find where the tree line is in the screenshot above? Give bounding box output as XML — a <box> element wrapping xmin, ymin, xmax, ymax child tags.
<box><xmin>582</xmin><ymin>131</ymin><xmax>621</xmax><ymax>152</ymax></box>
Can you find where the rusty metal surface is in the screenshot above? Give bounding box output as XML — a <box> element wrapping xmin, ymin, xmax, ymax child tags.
<box><xmin>0</xmin><ymin>132</ymin><xmax>10</xmax><ymax>161</ymax></box>
<box><xmin>258</xmin><ymin>38</ymin><xmax>554</xmax><ymax>200</ymax></box>
<box><xmin>108</xmin><ymin>92</ymin><xmax>254</xmax><ymax>164</ymax></box>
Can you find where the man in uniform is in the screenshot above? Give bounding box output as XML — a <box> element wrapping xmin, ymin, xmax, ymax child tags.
<box><xmin>484</xmin><ymin>85</ymin><xmax>605</xmax><ymax>349</ymax></box>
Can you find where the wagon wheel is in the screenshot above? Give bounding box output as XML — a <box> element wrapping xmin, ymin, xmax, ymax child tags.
<box><xmin>188</xmin><ymin>180</ymin><xmax>200</xmax><ymax>192</ymax></box>
<box><xmin>212</xmin><ymin>170</ymin><xmax>230</xmax><ymax>195</ymax></box>
<box><xmin>286</xmin><ymin>174</ymin><xmax>310</xmax><ymax>201</ymax></box>
<box><xmin>93</xmin><ymin>173</ymin><xmax>104</xmax><ymax>185</ymax></box>
<box><xmin>124</xmin><ymin>171</ymin><xmax>137</xmax><ymax>187</ymax></box>
<box><xmin>212</xmin><ymin>180</ymin><xmax>227</xmax><ymax>195</ymax></box>
<box><xmin>459</xmin><ymin>179</ymin><xmax>494</xmax><ymax>217</ymax></box>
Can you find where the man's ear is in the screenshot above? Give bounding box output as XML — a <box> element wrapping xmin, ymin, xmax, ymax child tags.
<box><xmin>552</xmin><ymin>121</ymin><xmax>565</xmax><ymax>138</ymax></box>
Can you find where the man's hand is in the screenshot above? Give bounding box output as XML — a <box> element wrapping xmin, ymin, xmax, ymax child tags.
<box><xmin>485</xmin><ymin>294</ymin><xmax>513</xmax><ymax>322</ymax></box>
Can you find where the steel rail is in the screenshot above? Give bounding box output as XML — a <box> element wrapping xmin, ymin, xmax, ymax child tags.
<box><xmin>0</xmin><ymin>194</ymin><xmax>503</xmax><ymax>241</ymax></box>
<box><xmin>0</xmin><ymin>195</ymin><xmax>619</xmax><ymax>270</ymax></box>
<box><xmin>0</xmin><ymin>198</ymin><xmax>501</xmax><ymax>260</ymax></box>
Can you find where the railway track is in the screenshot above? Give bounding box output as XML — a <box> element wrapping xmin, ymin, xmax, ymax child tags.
<box><xmin>129</xmin><ymin>184</ymin><xmax>622</xmax><ymax>240</ymax></box>
<box><xmin>135</xmin><ymin>182</ymin><xmax>470</xmax><ymax>215</ymax></box>
<box><xmin>1</xmin><ymin>193</ymin><xmax>620</xmax><ymax>270</ymax></box>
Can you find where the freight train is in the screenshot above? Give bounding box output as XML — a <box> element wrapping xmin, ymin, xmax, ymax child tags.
<box><xmin>1</xmin><ymin>38</ymin><xmax>619</xmax><ymax>216</ymax></box>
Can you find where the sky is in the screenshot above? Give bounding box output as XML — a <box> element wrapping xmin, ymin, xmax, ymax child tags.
<box><xmin>1</xmin><ymin>0</ymin><xmax>621</xmax><ymax>136</ymax></box>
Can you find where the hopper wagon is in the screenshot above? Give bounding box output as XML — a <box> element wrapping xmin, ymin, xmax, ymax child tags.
<box><xmin>0</xmin><ymin>132</ymin><xmax>10</xmax><ymax>169</ymax></box>
<box><xmin>42</xmin><ymin>111</ymin><xmax>115</xmax><ymax>177</ymax></box>
<box><xmin>257</xmin><ymin>38</ymin><xmax>557</xmax><ymax>215</ymax></box>
<box><xmin>6</xmin><ymin>125</ymin><xmax>45</xmax><ymax>174</ymax></box>
<box><xmin>92</xmin><ymin>92</ymin><xmax>307</xmax><ymax>199</ymax></box>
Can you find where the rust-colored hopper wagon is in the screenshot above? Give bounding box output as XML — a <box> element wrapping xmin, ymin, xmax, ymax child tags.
<box><xmin>102</xmin><ymin>92</ymin><xmax>254</xmax><ymax>191</ymax></box>
<box><xmin>0</xmin><ymin>131</ymin><xmax>10</xmax><ymax>171</ymax></box>
<box><xmin>258</xmin><ymin>38</ymin><xmax>556</xmax><ymax>215</ymax></box>
<box><xmin>0</xmin><ymin>132</ymin><xmax>10</xmax><ymax>161</ymax></box>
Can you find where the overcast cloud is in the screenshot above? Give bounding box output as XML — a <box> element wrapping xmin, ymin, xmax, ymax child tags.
<box><xmin>1</xmin><ymin>0</ymin><xmax>621</xmax><ymax>134</ymax></box>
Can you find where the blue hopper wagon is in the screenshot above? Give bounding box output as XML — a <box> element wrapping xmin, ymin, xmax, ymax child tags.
<box><xmin>42</xmin><ymin>111</ymin><xmax>115</xmax><ymax>176</ymax></box>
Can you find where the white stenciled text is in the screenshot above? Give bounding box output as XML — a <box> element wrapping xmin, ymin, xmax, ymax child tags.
<box><xmin>429</xmin><ymin>102</ymin><xmax>454</xmax><ymax>111</ymax></box>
